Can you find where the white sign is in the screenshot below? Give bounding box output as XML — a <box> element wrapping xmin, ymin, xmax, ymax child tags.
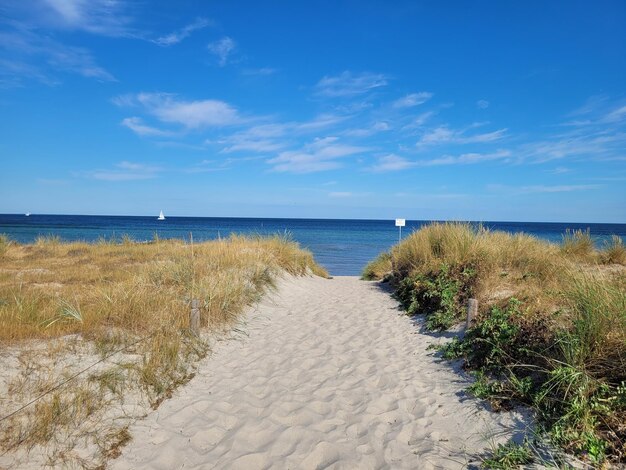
<box><xmin>395</xmin><ymin>218</ymin><xmax>406</xmax><ymax>227</ymax></box>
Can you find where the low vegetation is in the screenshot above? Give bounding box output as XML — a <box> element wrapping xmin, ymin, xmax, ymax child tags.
<box><xmin>0</xmin><ymin>234</ymin><xmax>327</xmax><ymax>467</ymax></box>
<box><xmin>363</xmin><ymin>222</ymin><xmax>626</xmax><ymax>466</ymax></box>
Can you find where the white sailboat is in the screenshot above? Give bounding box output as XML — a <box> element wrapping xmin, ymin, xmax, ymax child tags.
<box><xmin>25</xmin><ymin>212</ymin><xmax>31</xmax><ymax>217</ymax></box>
<box><xmin>157</xmin><ymin>210</ymin><xmax>165</xmax><ymax>221</ymax></box>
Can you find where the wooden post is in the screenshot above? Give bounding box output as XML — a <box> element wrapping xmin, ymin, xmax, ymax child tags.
<box><xmin>190</xmin><ymin>299</ymin><xmax>200</xmax><ymax>334</ymax></box>
<box><xmin>466</xmin><ymin>298</ymin><xmax>478</xmax><ymax>329</ymax></box>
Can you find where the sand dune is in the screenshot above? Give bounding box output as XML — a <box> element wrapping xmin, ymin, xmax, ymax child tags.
<box><xmin>112</xmin><ymin>276</ymin><xmax>530</xmax><ymax>469</ymax></box>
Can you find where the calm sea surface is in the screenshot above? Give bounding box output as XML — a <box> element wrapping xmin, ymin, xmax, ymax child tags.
<box><xmin>1</xmin><ymin>214</ymin><xmax>625</xmax><ymax>275</ymax></box>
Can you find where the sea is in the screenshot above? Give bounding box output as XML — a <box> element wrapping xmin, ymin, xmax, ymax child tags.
<box><xmin>1</xmin><ymin>214</ymin><xmax>625</xmax><ymax>276</ymax></box>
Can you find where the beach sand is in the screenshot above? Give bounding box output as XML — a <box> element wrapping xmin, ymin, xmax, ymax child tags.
<box><xmin>111</xmin><ymin>275</ymin><xmax>531</xmax><ymax>469</ymax></box>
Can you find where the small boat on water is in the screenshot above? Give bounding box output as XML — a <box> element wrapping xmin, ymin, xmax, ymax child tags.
<box><xmin>25</xmin><ymin>213</ymin><xmax>30</xmax><ymax>217</ymax></box>
<box><xmin>157</xmin><ymin>210</ymin><xmax>165</xmax><ymax>221</ymax></box>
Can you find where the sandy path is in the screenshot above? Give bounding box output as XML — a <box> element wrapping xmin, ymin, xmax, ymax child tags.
<box><xmin>112</xmin><ymin>276</ymin><xmax>529</xmax><ymax>470</ymax></box>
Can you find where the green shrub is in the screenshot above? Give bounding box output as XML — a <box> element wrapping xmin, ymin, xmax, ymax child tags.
<box><xmin>393</xmin><ymin>263</ymin><xmax>476</xmax><ymax>330</ymax></box>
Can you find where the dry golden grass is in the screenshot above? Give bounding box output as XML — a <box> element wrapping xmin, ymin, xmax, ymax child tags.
<box><xmin>382</xmin><ymin>223</ymin><xmax>566</xmax><ymax>314</ymax></box>
<box><xmin>0</xmin><ymin>234</ymin><xmax>327</xmax><ymax>467</ymax></box>
<box><xmin>601</xmin><ymin>235</ymin><xmax>626</xmax><ymax>265</ymax></box>
<box><xmin>367</xmin><ymin>222</ymin><xmax>624</xmax><ymax>314</ymax></box>
<box><xmin>560</xmin><ymin>228</ymin><xmax>595</xmax><ymax>262</ymax></box>
<box><xmin>0</xmin><ymin>234</ymin><xmax>326</xmax><ymax>342</ymax></box>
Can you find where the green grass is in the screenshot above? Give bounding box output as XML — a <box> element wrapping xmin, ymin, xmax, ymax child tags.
<box><xmin>482</xmin><ymin>440</ymin><xmax>534</xmax><ymax>469</ymax></box>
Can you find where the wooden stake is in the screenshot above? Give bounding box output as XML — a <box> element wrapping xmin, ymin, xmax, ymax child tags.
<box><xmin>190</xmin><ymin>299</ymin><xmax>200</xmax><ymax>334</ymax></box>
<box><xmin>466</xmin><ymin>298</ymin><xmax>478</xmax><ymax>328</ymax></box>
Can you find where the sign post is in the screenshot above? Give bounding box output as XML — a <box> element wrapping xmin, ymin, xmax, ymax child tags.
<box><xmin>395</xmin><ymin>218</ymin><xmax>406</xmax><ymax>243</ymax></box>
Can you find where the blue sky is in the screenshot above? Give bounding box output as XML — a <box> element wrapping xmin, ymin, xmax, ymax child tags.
<box><xmin>0</xmin><ymin>1</ymin><xmax>625</xmax><ymax>222</ymax></box>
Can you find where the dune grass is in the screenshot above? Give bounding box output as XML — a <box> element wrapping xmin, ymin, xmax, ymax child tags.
<box><xmin>0</xmin><ymin>234</ymin><xmax>327</xmax><ymax>467</ymax></box>
<box><xmin>364</xmin><ymin>222</ymin><xmax>626</xmax><ymax>465</ymax></box>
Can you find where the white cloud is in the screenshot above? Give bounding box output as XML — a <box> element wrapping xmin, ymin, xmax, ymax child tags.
<box><xmin>207</xmin><ymin>36</ymin><xmax>236</xmax><ymax>66</ymax></box>
<box><xmin>368</xmin><ymin>154</ymin><xmax>416</xmax><ymax>172</ymax></box>
<box><xmin>519</xmin><ymin>131</ymin><xmax>626</xmax><ymax>163</ymax></box>
<box><xmin>393</xmin><ymin>92</ymin><xmax>433</xmax><ymax>108</ymax></box>
<box><xmin>419</xmin><ymin>126</ymin><xmax>455</xmax><ymax>145</ymax></box>
<box><xmin>522</xmin><ymin>184</ymin><xmax>601</xmax><ymax>193</ymax></box>
<box><xmin>294</xmin><ymin>114</ymin><xmax>349</xmax><ymax>132</ymax></box>
<box><xmin>242</xmin><ymin>67</ymin><xmax>277</xmax><ymax>76</ymax></box>
<box><xmin>401</xmin><ymin>111</ymin><xmax>436</xmax><ymax>131</ymax></box>
<box><xmin>413</xmin><ymin>111</ymin><xmax>435</xmax><ymax>127</ymax></box>
<box><xmin>422</xmin><ymin>149</ymin><xmax>512</xmax><ymax>166</ymax></box>
<box><xmin>0</xmin><ymin>27</ymin><xmax>116</xmax><ymax>84</ymax></box>
<box><xmin>81</xmin><ymin>161</ymin><xmax>162</xmax><ymax>181</ymax></box>
<box><xmin>213</xmin><ymin>114</ymin><xmax>349</xmax><ymax>153</ymax></box>
<box><xmin>488</xmin><ymin>183</ymin><xmax>601</xmax><ymax>194</ymax></box>
<box><xmin>40</xmin><ymin>0</ymin><xmax>134</xmax><ymax>37</ymax></box>
<box><xmin>343</xmin><ymin>121</ymin><xmax>390</xmax><ymax>137</ymax></box>
<box><xmin>368</xmin><ymin>149</ymin><xmax>512</xmax><ymax>171</ymax></box>
<box><xmin>568</xmin><ymin>95</ymin><xmax>609</xmax><ymax>117</ymax></box>
<box><xmin>315</xmin><ymin>71</ymin><xmax>388</xmax><ymax>97</ymax></box>
<box><xmin>267</xmin><ymin>137</ymin><xmax>368</xmax><ymax>173</ymax></box>
<box><xmin>221</xmin><ymin>139</ymin><xmax>287</xmax><ymax>153</ymax></box>
<box><xmin>550</xmin><ymin>166</ymin><xmax>572</xmax><ymax>174</ymax></box>
<box><xmin>605</xmin><ymin>105</ymin><xmax>626</xmax><ymax>123</ymax></box>
<box><xmin>477</xmin><ymin>99</ymin><xmax>489</xmax><ymax>109</ymax></box>
<box><xmin>154</xmin><ymin>18</ymin><xmax>211</xmax><ymax>46</ymax></box>
<box><xmin>328</xmin><ymin>192</ymin><xmax>352</xmax><ymax>198</ymax></box>
<box><xmin>121</xmin><ymin>117</ymin><xmax>173</xmax><ymax>137</ymax></box>
<box><xmin>417</xmin><ymin>126</ymin><xmax>507</xmax><ymax>146</ymax></box>
<box><xmin>115</xmin><ymin>92</ymin><xmax>240</xmax><ymax>128</ymax></box>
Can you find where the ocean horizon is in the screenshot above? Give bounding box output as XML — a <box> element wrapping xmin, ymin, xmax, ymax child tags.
<box><xmin>2</xmin><ymin>214</ymin><xmax>625</xmax><ymax>275</ymax></box>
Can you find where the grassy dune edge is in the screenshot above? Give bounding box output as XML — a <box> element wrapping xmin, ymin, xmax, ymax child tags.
<box><xmin>363</xmin><ymin>223</ymin><xmax>626</xmax><ymax>467</ymax></box>
<box><xmin>0</xmin><ymin>234</ymin><xmax>327</xmax><ymax>468</ymax></box>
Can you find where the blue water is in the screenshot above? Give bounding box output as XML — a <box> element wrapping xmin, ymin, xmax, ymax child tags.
<box><xmin>1</xmin><ymin>214</ymin><xmax>625</xmax><ymax>275</ymax></box>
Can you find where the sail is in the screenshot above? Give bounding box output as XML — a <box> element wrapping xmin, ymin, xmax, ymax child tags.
<box><xmin>158</xmin><ymin>210</ymin><xmax>165</xmax><ymax>220</ymax></box>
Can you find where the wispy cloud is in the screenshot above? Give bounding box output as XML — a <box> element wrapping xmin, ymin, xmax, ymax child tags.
<box><xmin>393</xmin><ymin>92</ymin><xmax>433</xmax><ymax>108</ymax></box>
<box><xmin>267</xmin><ymin>137</ymin><xmax>368</xmax><ymax>173</ymax></box>
<box><xmin>121</xmin><ymin>117</ymin><xmax>174</xmax><ymax>137</ymax></box>
<box><xmin>207</xmin><ymin>36</ymin><xmax>236</xmax><ymax>66</ymax></box>
<box><xmin>488</xmin><ymin>183</ymin><xmax>602</xmax><ymax>194</ymax></box>
<box><xmin>315</xmin><ymin>71</ymin><xmax>388</xmax><ymax>97</ymax></box>
<box><xmin>242</xmin><ymin>67</ymin><xmax>277</xmax><ymax>76</ymax></box>
<box><xmin>477</xmin><ymin>99</ymin><xmax>489</xmax><ymax>109</ymax></box>
<box><xmin>369</xmin><ymin>149</ymin><xmax>512</xmax><ymax>172</ymax></box>
<box><xmin>80</xmin><ymin>161</ymin><xmax>162</xmax><ymax>181</ymax></box>
<box><xmin>39</xmin><ymin>0</ymin><xmax>135</xmax><ymax>37</ymax></box>
<box><xmin>220</xmin><ymin>138</ymin><xmax>287</xmax><ymax>153</ymax></box>
<box><xmin>421</xmin><ymin>149</ymin><xmax>512</xmax><ymax>166</ymax></box>
<box><xmin>154</xmin><ymin>18</ymin><xmax>211</xmax><ymax>46</ymax></box>
<box><xmin>328</xmin><ymin>191</ymin><xmax>353</xmax><ymax>198</ymax></box>
<box><xmin>210</xmin><ymin>114</ymin><xmax>349</xmax><ymax>154</ymax></box>
<box><xmin>417</xmin><ymin>125</ymin><xmax>507</xmax><ymax>146</ymax></box>
<box><xmin>522</xmin><ymin>184</ymin><xmax>601</xmax><ymax>193</ymax></box>
<box><xmin>0</xmin><ymin>25</ymin><xmax>116</xmax><ymax>85</ymax></box>
<box><xmin>549</xmin><ymin>166</ymin><xmax>572</xmax><ymax>174</ymax></box>
<box><xmin>115</xmin><ymin>92</ymin><xmax>241</xmax><ymax>130</ymax></box>
<box><xmin>368</xmin><ymin>154</ymin><xmax>416</xmax><ymax>172</ymax></box>
<box><xmin>183</xmin><ymin>159</ymin><xmax>231</xmax><ymax>174</ymax></box>
<box><xmin>343</xmin><ymin>121</ymin><xmax>390</xmax><ymax>137</ymax></box>
<box><xmin>401</xmin><ymin>111</ymin><xmax>436</xmax><ymax>130</ymax></box>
